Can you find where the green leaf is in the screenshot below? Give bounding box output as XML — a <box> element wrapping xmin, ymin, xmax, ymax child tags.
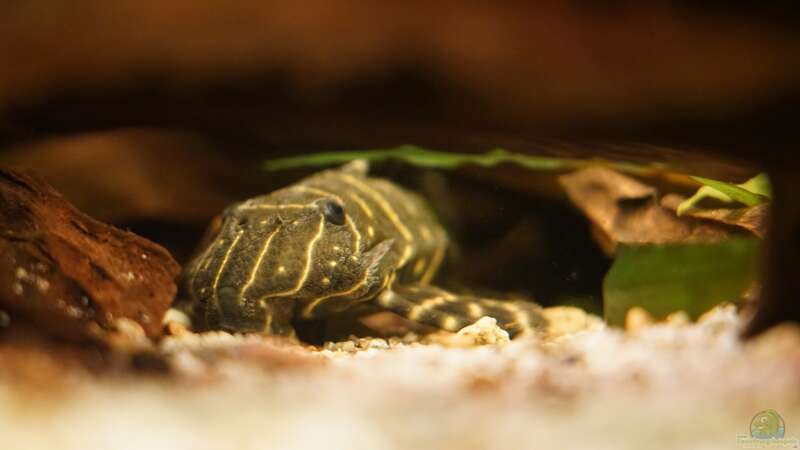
<box><xmin>262</xmin><ymin>145</ymin><xmax>651</xmax><ymax>175</ymax></box>
<box><xmin>603</xmin><ymin>238</ymin><xmax>760</xmax><ymax>326</ymax></box>
<box><xmin>677</xmin><ymin>173</ymin><xmax>771</xmax><ymax>215</ymax></box>
<box><xmin>738</xmin><ymin>173</ymin><xmax>772</xmax><ymax>198</ymax></box>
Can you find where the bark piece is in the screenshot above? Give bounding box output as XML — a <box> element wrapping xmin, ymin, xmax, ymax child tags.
<box><xmin>0</xmin><ymin>170</ymin><xmax>180</xmax><ymax>341</ymax></box>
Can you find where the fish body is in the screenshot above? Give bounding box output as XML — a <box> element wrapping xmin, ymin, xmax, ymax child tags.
<box><xmin>181</xmin><ymin>161</ymin><xmax>545</xmax><ymax>336</ymax></box>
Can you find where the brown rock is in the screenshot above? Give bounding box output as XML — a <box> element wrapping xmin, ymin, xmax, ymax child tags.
<box><xmin>0</xmin><ymin>169</ymin><xmax>180</xmax><ymax>341</ymax></box>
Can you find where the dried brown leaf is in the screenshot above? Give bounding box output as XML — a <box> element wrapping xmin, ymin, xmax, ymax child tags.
<box><xmin>662</xmin><ymin>193</ymin><xmax>768</xmax><ymax>238</ymax></box>
<box><xmin>559</xmin><ymin>167</ymin><xmax>731</xmax><ymax>254</ymax></box>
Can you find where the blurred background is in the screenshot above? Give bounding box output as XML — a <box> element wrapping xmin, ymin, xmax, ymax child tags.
<box><xmin>1</xmin><ymin>1</ymin><xmax>798</xmax><ymax>323</ymax></box>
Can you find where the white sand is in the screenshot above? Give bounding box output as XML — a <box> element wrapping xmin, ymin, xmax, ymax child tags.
<box><xmin>1</xmin><ymin>306</ymin><xmax>798</xmax><ymax>450</ymax></box>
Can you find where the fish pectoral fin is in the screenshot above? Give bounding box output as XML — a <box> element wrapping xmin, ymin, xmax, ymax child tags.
<box><xmin>361</xmin><ymin>239</ymin><xmax>396</xmax><ymax>275</ymax></box>
<box><xmin>374</xmin><ymin>284</ymin><xmax>547</xmax><ymax>338</ymax></box>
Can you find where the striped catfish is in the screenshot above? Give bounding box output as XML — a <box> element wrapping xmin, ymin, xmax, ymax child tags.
<box><xmin>180</xmin><ymin>160</ymin><xmax>546</xmax><ymax>337</ymax></box>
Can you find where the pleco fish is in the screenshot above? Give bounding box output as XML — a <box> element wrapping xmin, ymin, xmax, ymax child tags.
<box><xmin>180</xmin><ymin>160</ymin><xmax>546</xmax><ymax>337</ymax></box>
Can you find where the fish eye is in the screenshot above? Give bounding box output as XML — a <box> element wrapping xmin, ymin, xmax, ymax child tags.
<box><xmin>321</xmin><ymin>200</ymin><xmax>346</xmax><ymax>225</ymax></box>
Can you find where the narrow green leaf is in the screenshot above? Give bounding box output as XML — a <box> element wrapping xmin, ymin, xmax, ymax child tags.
<box><xmin>603</xmin><ymin>238</ymin><xmax>759</xmax><ymax>326</ymax></box>
<box><xmin>738</xmin><ymin>173</ymin><xmax>772</xmax><ymax>199</ymax></box>
<box><xmin>676</xmin><ymin>186</ymin><xmax>732</xmax><ymax>216</ymax></box>
<box><xmin>677</xmin><ymin>174</ymin><xmax>770</xmax><ymax>215</ymax></box>
<box><xmin>262</xmin><ymin>145</ymin><xmax>651</xmax><ymax>175</ymax></box>
<box><xmin>690</xmin><ymin>176</ymin><xmax>767</xmax><ymax>206</ymax></box>
<box><xmin>677</xmin><ymin>173</ymin><xmax>771</xmax><ymax>216</ymax></box>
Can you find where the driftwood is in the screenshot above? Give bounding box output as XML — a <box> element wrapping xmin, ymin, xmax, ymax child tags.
<box><xmin>0</xmin><ymin>170</ymin><xmax>180</xmax><ymax>342</ymax></box>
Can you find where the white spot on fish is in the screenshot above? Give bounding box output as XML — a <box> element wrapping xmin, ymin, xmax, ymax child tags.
<box><xmin>413</xmin><ymin>259</ymin><xmax>426</xmax><ymax>274</ymax></box>
<box><xmin>321</xmin><ymin>277</ymin><xmax>331</xmax><ymax>285</ymax></box>
<box><xmin>419</xmin><ymin>225</ymin><xmax>432</xmax><ymax>241</ymax></box>
<box><xmin>66</xmin><ymin>306</ymin><xmax>83</xmax><ymax>318</ymax></box>
<box><xmin>400</xmin><ymin>245</ymin><xmax>414</xmax><ymax>265</ymax></box>
<box><xmin>467</xmin><ymin>303</ymin><xmax>484</xmax><ymax>318</ymax></box>
<box><xmin>277</xmin><ymin>266</ymin><xmax>286</xmax><ymax>274</ymax></box>
<box><xmin>328</xmin><ymin>261</ymin><xmax>337</xmax><ymax>268</ymax></box>
<box><xmin>35</xmin><ymin>278</ymin><xmax>49</xmax><ymax>294</ymax></box>
<box><xmin>442</xmin><ymin>316</ymin><xmax>459</xmax><ymax>330</ymax></box>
